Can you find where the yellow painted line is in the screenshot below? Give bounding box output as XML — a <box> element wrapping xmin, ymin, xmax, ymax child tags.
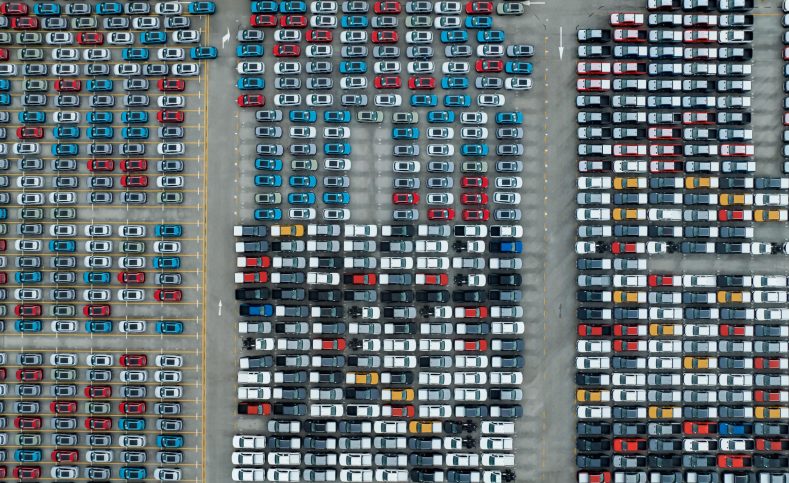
<box><xmin>200</xmin><ymin>14</ymin><xmax>210</xmax><ymax>483</ymax></box>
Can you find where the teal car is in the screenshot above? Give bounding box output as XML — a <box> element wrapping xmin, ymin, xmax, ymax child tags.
<box><xmin>323</xmin><ymin>192</ymin><xmax>350</xmax><ymax>205</ymax></box>
<box><xmin>87</xmin><ymin>79</ymin><xmax>114</xmax><ymax>92</ymax></box>
<box><xmin>289</xmin><ymin>175</ymin><xmax>317</xmax><ymax>188</ymax></box>
<box><xmin>52</xmin><ymin>144</ymin><xmax>78</xmax><ymax>156</ymax></box>
<box><xmin>141</xmin><ymin>31</ymin><xmax>167</xmax><ymax>44</ymax></box>
<box><xmin>237</xmin><ymin>44</ymin><xmax>264</xmax><ymax>57</ymax></box>
<box><xmin>255</xmin><ymin>159</ymin><xmax>282</xmax><ymax>171</ymax></box>
<box><xmin>96</xmin><ymin>2</ymin><xmax>122</xmax><ymax>14</ymax></box>
<box><xmin>478</xmin><ymin>30</ymin><xmax>505</xmax><ymax>43</ymax></box>
<box><xmin>15</xmin><ymin>320</ymin><xmax>42</xmax><ymax>333</ymax></box>
<box><xmin>33</xmin><ymin>2</ymin><xmax>61</xmax><ymax>15</ymax></box>
<box><xmin>289</xmin><ymin>110</ymin><xmax>317</xmax><ymax>123</ymax></box>
<box><xmin>496</xmin><ymin>112</ymin><xmax>523</xmax><ymax>125</ymax></box>
<box><xmin>254</xmin><ymin>208</ymin><xmax>282</xmax><ymax>221</ymax></box>
<box><xmin>465</xmin><ymin>16</ymin><xmax>493</xmax><ymax>28</ymax></box>
<box><xmin>122</xmin><ymin>111</ymin><xmax>149</xmax><ymax>123</ymax></box>
<box><xmin>324</xmin><ymin>111</ymin><xmax>351</xmax><ymax>123</ymax></box>
<box><xmin>255</xmin><ymin>174</ymin><xmax>282</xmax><ymax>187</ymax></box>
<box><xmin>18</xmin><ymin>111</ymin><xmax>45</xmax><ymax>123</ymax></box>
<box><xmin>49</xmin><ymin>240</ymin><xmax>76</xmax><ymax>252</ymax></box>
<box><xmin>441</xmin><ymin>30</ymin><xmax>468</xmax><ymax>43</ymax></box>
<box><xmin>87</xmin><ymin>320</ymin><xmax>113</xmax><ymax>333</ymax></box>
<box><xmin>156</xmin><ymin>320</ymin><xmax>184</xmax><ymax>334</ymax></box>
<box><xmin>84</xmin><ymin>272</ymin><xmax>111</xmax><ymax>284</ymax></box>
<box><xmin>287</xmin><ymin>192</ymin><xmax>316</xmax><ymax>205</ymax></box>
<box><xmin>14</xmin><ymin>449</ymin><xmax>42</xmax><ymax>462</ymax></box>
<box><xmin>119</xmin><ymin>467</ymin><xmax>147</xmax><ymax>480</ymax></box>
<box><xmin>461</xmin><ymin>144</ymin><xmax>490</xmax><ymax>156</ymax></box>
<box><xmin>324</xmin><ymin>143</ymin><xmax>351</xmax><ymax>155</ymax></box>
<box><xmin>156</xmin><ymin>225</ymin><xmax>183</xmax><ymax>237</ymax></box>
<box><xmin>15</xmin><ymin>272</ymin><xmax>41</xmax><ymax>283</ymax></box>
<box><xmin>393</xmin><ymin>127</ymin><xmax>419</xmax><ymax>140</ymax></box>
<box><xmin>442</xmin><ymin>77</ymin><xmax>469</xmax><ymax>89</ymax></box>
<box><xmin>154</xmin><ymin>257</ymin><xmax>181</xmax><ymax>269</ymax></box>
<box><xmin>237</xmin><ymin>77</ymin><xmax>265</xmax><ymax>90</ymax></box>
<box><xmin>427</xmin><ymin>111</ymin><xmax>456</xmax><ymax>123</ymax></box>
<box><xmin>0</xmin><ymin>79</ymin><xmax>9</xmax><ymax>91</ymax></box>
<box><xmin>123</xmin><ymin>48</ymin><xmax>150</xmax><ymax>61</ymax></box>
<box><xmin>410</xmin><ymin>95</ymin><xmax>438</xmax><ymax>107</ymax></box>
<box><xmin>157</xmin><ymin>435</ymin><xmax>185</xmax><ymax>448</ymax></box>
<box><xmin>122</xmin><ymin>127</ymin><xmax>149</xmax><ymax>139</ymax></box>
<box><xmin>191</xmin><ymin>46</ymin><xmax>218</xmax><ymax>59</ymax></box>
<box><xmin>506</xmin><ymin>61</ymin><xmax>533</xmax><ymax>74</ymax></box>
<box><xmin>444</xmin><ymin>95</ymin><xmax>472</xmax><ymax>107</ymax></box>
<box><xmin>0</xmin><ymin>93</ymin><xmax>10</xmax><ymax>106</ymax></box>
<box><xmin>279</xmin><ymin>0</ymin><xmax>306</xmax><ymax>12</ymax></box>
<box><xmin>53</xmin><ymin>126</ymin><xmax>80</xmax><ymax>139</ymax></box>
<box><xmin>87</xmin><ymin>111</ymin><xmax>113</xmax><ymax>124</ymax></box>
<box><xmin>119</xmin><ymin>418</ymin><xmax>146</xmax><ymax>431</ymax></box>
<box><xmin>87</xmin><ymin>126</ymin><xmax>114</xmax><ymax>139</ymax></box>
<box><xmin>189</xmin><ymin>1</ymin><xmax>216</xmax><ymax>14</ymax></box>
<box><xmin>339</xmin><ymin>61</ymin><xmax>367</xmax><ymax>74</ymax></box>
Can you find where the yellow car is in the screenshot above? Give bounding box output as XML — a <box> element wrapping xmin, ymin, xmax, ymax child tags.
<box><xmin>755</xmin><ymin>406</ymin><xmax>788</xmax><ymax>419</ymax></box>
<box><xmin>613</xmin><ymin>208</ymin><xmax>645</xmax><ymax>221</ymax></box>
<box><xmin>648</xmin><ymin>406</ymin><xmax>679</xmax><ymax>419</ymax></box>
<box><xmin>684</xmin><ymin>356</ymin><xmax>715</xmax><ymax>369</ymax></box>
<box><xmin>346</xmin><ymin>372</ymin><xmax>379</xmax><ymax>385</ymax></box>
<box><xmin>717</xmin><ymin>291</ymin><xmax>745</xmax><ymax>303</ymax></box>
<box><xmin>278</xmin><ymin>225</ymin><xmax>305</xmax><ymax>237</ymax></box>
<box><xmin>409</xmin><ymin>421</ymin><xmax>441</xmax><ymax>434</ymax></box>
<box><xmin>720</xmin><ymin>194</ymin><xmax>751</xmax><ymax>206</ymax></box>
<box><xmin>384</xmin><ymin>388</ymin><xmax>415</xmax><ymax>401</ymax></box>
<box><xmin>613</xmin><ymin>177</ymin><xmax>646</xmax><ymax>190</ymax></box>
<box><xmin>649</xmin><ymin>324</ymin><xmax>680</xmax><ymax>336</ymax></box>
<box><xmin>755</xmin><ymin>209</ymin><xmax>787</xmax><ymax>222</ymax></box>
<box><xmin>685</xmin><ymin>177</ymin><xmax>716</xmax><ymax>189</ymax></box>
<box><xmin>576</xmin><ymin>389</ymin><xmax>609</xmax><ymax>402</ymax></box>
<box><xmin>613</xmin><ymin>291</ymin><xmax>644</xmax><ymax>303</ymax></box>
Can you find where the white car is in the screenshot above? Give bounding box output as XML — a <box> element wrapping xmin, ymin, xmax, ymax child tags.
<box><xmin>232</xmin><ymin>468</ymin><xmax>265</xmax><ymax>482</ymax></box>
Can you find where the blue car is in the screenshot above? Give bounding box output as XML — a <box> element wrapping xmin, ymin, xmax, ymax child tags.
<box><xmin>254</xmin><ymin>208</ymin><xmax>282</xmax><ymax>221</ymax></box>
<box><xmin>341</xmin><ymin>15</ymin><xmax>368</xmax><ymax>28</ymax></box>
<box><xmin>188</xmin><ymin>1</ymin><xmax>216</xmax><ymax>14</ymax></box>
<box><xmin>442</xmin><ymin>77</ymin><xmax>469</xmax><ymax>89</ymax></box>
<box><xmin>157</xmin><ymin>435</ymin><xmax>185</xmax><ymax>449</ymax></box>
<box><xmin>119</xmin><ymin>418</ymin><xmax>146</xmax><ymax>431</ymax></box>
<box><xmin>33</xmin><ymin>2</ymin><xmax>61</xmax><ymax>15</ymax></box>
<box><xmin>14</xmin><ymin>449</ymin><xmax>42</xmax><ymax>462</ymax></box>
<box><xmin>87</xmin><ymin>320</ymin><xmax>113</xmax><ymax>333</ymax></box>
<box><xmin>324</xmin><ymin>143</ymin><xmax>351</xmax><ymax>155</ymax></box>
<box><xmin>465</xmin><ymin>16</ymin><xmax>492</xmax><ymax>28</ymax></box>
<box><xmin>96</xmin><ymin>2</ymin><xmax>123</xmax><ymax>15</ymax></box>
<box><xmin>255</xmin><ymin>158</ymin><xmax>283</xmax><ymax>171</ymax></box>
<box><xmin>49</xmin><ymin>240</ymin><xmax>76</xmax><ymax>252</ymax></box>
<box><xmin>427</xmin><ymin>111</ymin><xmax>456</xmax><ymax>123</ymax></box>
<box><xmin>141</xmin><ymin>31</ymin><xmax>167</xmax><ymax>44</ymax></box>
<box><xmin>289</xmin><ymin>110</ymin><xmax>317</xmax><ymax>123</ymax></box>
<box><xmin>0</xmin><ymin>93</ymin><xmax>10</xmax><ymax>106</ymax></box>
<box><xmin>324</xmin><ymin>111</ymin><xmax>351</xmax><ymax>123</ymax></box>
<box><xmin>18</xmin><ymin>111</ymin><xmax>45</xmax><ymax>123</ymax></box>
<box><xmin>123</xmin><ymin>48</ymin><xmax>150</xmax><ymax>61</ymax></box>
<box><xmin>53</xmin><ymin>126</ymin><xmax>81</xmax><ymax>140</ymax></box>
<box><xmin>339</xmin><ymin>61</ymin><xmax>367</xmax><ymax>74</ymax></box>
<box><xmin>720</xmin><ymin>422</ymin><xmax>752</xmax><ymax>436</ymax></box>
<box><xmin>154</xmin><ymin>257</ymin><xmax>181</xmax><ymax>269</ymax></box>
<box><xmin>255</xmin><ymin>174</ymin><xmax>282</xmax><ymax>187</ymax></box>
<box><xmin>87</xmin><ymin>126</ymin><xmax>114</xmax><ymax>139</ymax></box>
<box><xmin>288</xmin><ymin>192</ymin><xmax>316</xmax><ymax>205</ymax></box>
<box><xmin>84</xmin><ymin>272</ymin><xmax>111</xmax><ymax>284</ymax></box>
<box><xmin>237</xmin><ymin>77</ymin><xmax>265</xmax><ymax>90</ymax></box>
<box><xmin>87</xmin><ymin>111</ymin><xmax>113</xmax><ymax>124</ymax></box>
<box><xmin>323</xmin><ymin>192</ymin><xmax>350</xmax><ymax>205</ymax></box>
<box><xmin>237</xmin><ymin>44</ymin><xmax>264</xmax><ymax>57</ymax></box>
<box><xmin>496</xmin><ymin>112</ymin><xmax>523</xmax><ymax>125</ymax></box>
<box><xmin>444</xmin><ymin>95</ymin><xmax>472</xmax><ymax>107</ymax></box>
<box><xmin>119</xmin><ymin>468</ymin><xmax>148</xmax><ymax>480</ymax></box>
<box><xmin>87</xmin><ymin>79</ymin><xmax>114</xmax><ymax>92</ymax></box>
<box><xmin>506</xmin><ymin>61</ymin><xmax>533</xmax><ymax>74</ymax></box>
<box><xmin>122</xmin><ymin>127</ymin><xmax>149</xmax><ymax>140</ymax></box>
<box><xmin>15</xmin><ymin>320</ymin><xmax>42</xmax><ymax>333</ymax></box>
<box><xmin>122</xmin><ymin>111</ymin><xmax>149</xmax><ymax>123</ymax></box>
<box><xmin>156</xmin><ymin>224</ymin><xmax>182</xmax><ymax>237</ymax></box>
<box><xmin>289</xmin><ymin>175</ymin><xmax>317</xmax><ymax>188</ymax></box>
<box><xmin>441</xmin><ymin>30</ymin><xmax>468</xmax><ymax>43</ymax></box>
<box><xmin>15</xmin><ymin>272</ymin><xmax>41</xmax><ymax>283</ymax></box>
<box><xmin>0</xmin><ymin>209</ymin><xmax>7</xmax><ymax>220</ymax></box>
<box><xmin>393</xmin><ymin>127</ymin><xmax>419</xmax><ymax>140</ymax></box>
<box><xmin>52</xmin><ymin>144</ymin><xmax>78</xmax><ymax>156</ymax></box>
<box><xmin>156</xmin><ymin>320</ymin><xmax>184</xmax><ymax>334</ymax></box>
<box><xmin>410</xmin><ymin>94</ymin><xmax>438</xmax><ymax>107</ymax></box>
<box><xmin>251</xmin><ymin>0</ymin><xmax>278</xmax><ymax>12</ymax></box>
<box><xmin>0</xmin><ymin>79</ymin><xmax>9</xmax><ymax>91</ymax></box>
<box><xmin>461</xmin><ymin>144</ymin><xmax>490</xmax><ymax>156</ymax></box>
<box><xmin>191</xmin><ymin>46</ymin><xmax>218</xmax><ymax>59</ymax></box>
<box><xmin>279</xmin><ymin>0</ymin><xmax>306</xmax><ymax>12</ymax></box>
<box><xmin>478</xmin><ymin>30</ymin><xmax>505</xmax><ymax>43</ymax></box>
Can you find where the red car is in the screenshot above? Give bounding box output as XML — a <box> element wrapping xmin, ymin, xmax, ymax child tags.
<box><xmin>613</xmin><ymin>438</ymin><xmax>647</xmax><ymax>452</ymax></box>
<box><xmin>427</xmin><ymin>208</ymin><xmax>455</xmax><ymax>221</ymax></box>
<box><xmin>155</xmin><ymin>289</ymin><xmax>183</xmax><ymax>302</ymax></box>
<box><xmin>613</xmin><ymin>340</ymin><xmax>643</xmax><ymax>352</ymax></box>
<box><xmin>0</xmin><ymin>368</ymin><xmax>5</xmax><ymax>380</ymax></box>
<box><xmin>83</xmin><ymin>305</ymin><xmax>110</xmax><ymax>317</ymax></box>
<box><xmin>755</xmin><ymin>358</ymin><xmax>787</xmax><ymax>370</ymax></box>
<box><xmin>120</xmin><ymin>354</ymin><xmax>148</xmax><ymax>367</ymax></box>
<box><xmin>372</xmin><ymin>30</ymin><xmax>399</xmax><ymax>43</ymax></box>
<box><xmin>374</xmin><ymin>76</ymin><xmax>401</xmax><ymax>89</ymax></box>
<box><xmin>16</xmin><ymin>369</ymin><xmax>43</xmax><ymax>382</ymax></box>
<box><xmin>250</xmin><ymin>14</ymin><xmax>277</xmax><ymax>27</ymax></box>
<box><xmin>387</xmin><ymin>405</ymin><xmax>415</xmax><ymax>418</ymax></box>
<box><xmin>418</xmin><ymin>273</ymin><xmax>448</xmax><ymax>286</ymax></box>
<box><xmin>240</xmin><ymin>256</ymin><xmax>271</xmax><ymax>268</ymax></box>
<box><xmin>346</xmin><ymin>273</ymin><xmax>376</xmax><ymax>285</ymax></box>
<box><xmin>77</xmin><ymin>32</ymin><xmax>104</xmax><ymax>45</ymax></box>
<box><xmin>718</xmin><ymin>209</ymin><xmax>748</xmax><ymax>222</ymax></box>
<box><xmin>408</xmin><ymin>76</ymin><xmax>435</xmax><ymax>90</ymax></box>
<box><xmin>0</xmin><ymin>466</ymin><xmax>6</xmax><ymax>478</ymax></box>
<box><xmin>239</xmin><ymin>402</ymin><xmax>272</xmax><ymax>415</ymax></box>
<box><xmin>460</xmin><ymin>193</ymin><xmax>489</xmax><ymax>205</ymax></box>
<box><xmin>756</xmin><ymin>439</ymin><xmax>789</xmax><ymax>451</ymax></box>
<box><xmin>55</xmin><ymin>79</ymin><xmax>81</xmax><ymax>92</ymax></box>
<box><xmin>120</xmin><ymin>401</ymin><xmax>147</xmax><ymax>414</ymax></box>
<box><xmin>50</xmin><ymin>401</ymin><xmax>77</xmax><ymax>414</ymax></box>
<box><xmin>0</xmin><ymin>2</ymin><xmax>28</xmax><ymax>15</ymax></box>
<box><xmin>461</xmin><ymin>176</ymin><xmax>488</xmax><ymax>188</ymax></box>
<box><xmin>465</xmin><ymin>1</ymin><xmax>493</xmax><ymax>14</ymax></box>
<box><xmin>319</xmin><ymin>339</ymin><xmax>347</xmax><ymax>350</ymax></box>
<box><xmin>15</xmin><ymin>305</ymin><xmax>41</xmax><ymax>317</ymax></box>
<box><xmin>238</xmin><ymin>94</ymin><xmax>265</xmax><ymax>107</ymax></box>
<box><xmin>88</xmin><ymin>159</ymin><xmax>115</xmax><ymax>171</ymax></box>
<box><xmin>577</xmin><ymin>324</ymin><xmax>611</xmax><ymax>337</ymax></box>
<box><xmin>273</xmin><ymin>44</ymin><xmax>300</xmax><ymax>57</ymax></box>
<box><xmin>475</xmin><ymin>59</ymin><xmax>503</xmax><ymax>73</ymax></box>
<box><xmin>121</xmin><ymin>159</ymin><xmax>148</xmax><ymax>172</ymax></box>
<box><xmin>13</xmin><ymin>467</ymin><xmax>40</xmax><ymax>480</ymax></box>
<box><xmin>51</xmin><ymin>450</ymin><xmax>79</xmax><ymax>463</ymax></box>
<box><xmin>579</xmin><ymin>473</ymin><xmax>611</xmax><ymax>483</ymax></box>
<box><xmin>306</xmin><ymin>29</ymin><xmax>332</xmax><ymax>42</ymax></box>
<box><xmin>85</xmin><ymin>385</ymin><xmax>112</xmax><ymax>398</ymax></box>
<box><xmin>280</xmin><ymin>15</ymin><xmax>307</xmax><ymax>28</ymax></box>
<box><xmin>17</xmin><ymin>127</ymin><xmax>43</xmax><ymax>139</ymax></box>
<box><xmin>374</xmin><ymin>1</ymin><xmax>402</xmax><ymax>13</ymax></box>
<box><xmin>11</xmin><ymin>16</ymin><xmax>38</xmax><ymax>29</ymax></box>
<box><xmin>459</xmin><ymin>307</ymin><xmax>488</xmax><ymax>318</ymax></box>
<box><xmin>719</xmin><ymin>324</ymin><xmax>750</xmax><ymax>337</ymax></box>
<box><xmin>0</xmin><ymin>242</ymin><xmax>5</xmax><ymax>252</ymax></box>
<box><xmin>121</xmin><ymin>175</ymin><xmax>148</xmax><ymax>188</ymax></box>
<box><xmin>158</xmin><ymin>79</ymin><xmax>185</xmax><ymax>92</ymax></box>
<box><xmin>648</xmin><ymin>275</ymin><xmax>678</xmax><ymax>287</ymax></box>
<box><xmin>683</xmin><ymin>421</ymin><xmax>716</xmax><ymax>435</ymax></box>
<box><xmin>86</xmin><ymin>417</ymin><xmax>112</xmax><ymax>430</ymax></box>
<box><xmin>393</xmin><ymin>192</ymin><xmax>419</xmax><ymax>205</ymax></box>
<box><xmin>14</xmin><ymin>416</ymin><xmax>41</xmax><ymax>430</ymax></box>
<box><xmin>613</xmin><ymin>324</ymin><xmax>646</xmax><ymax>336</ymax></box>
<box><xmin>718</xmin><ymin>455</ymin><xmax>750</xmax><ymax>469</ymax></box>
<box><xmin>611</xmin><ymin>242</ymin><xmax>639</xmax><ymax>254</ymax></box>
<box><xmin>119</xmin><ymin>272</ymin><xmax>145</xmax><ymax>284</ymax></box>
<box><xmin>0</xmin><ymin>272</ymin><xmax>5</xmax><ymax>284</ymax></box>
<box><xmin>755</xmin><ymin>389</ymin><xmax>789</xmax><ymax>402</ymax></box>
<box><xmin>462</xmin><ymin>209</ymin><xmax>490</xmax><ymax>221</ymax></box>
<box><xmin>158</xmin><ymin>110</ymin><xmax>184</xmax><ymax>123</ymax></box>
<box><xmin>459</xmin><ymin>339</ymin><xmax>487</xmax><ymax>351</ymax></box>
<box><xmin>0</xmin><ymin>48</ymin><xmax>8</xmax><ymax>61</ymax></box>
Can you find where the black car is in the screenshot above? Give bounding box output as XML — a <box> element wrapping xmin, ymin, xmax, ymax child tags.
<box><xmin>381</xmin><ymin>290</ymin><xmax>415</xmax><ymax>303</ymax></box>
<box><xmin>488</xmin><ymin>273</ymin><xmax>522</xmax><ymax>286</ymax></box>
<box><xmin>308</xmin><ymin>290</ymin><xmax>341</xmax><ymax>302</ymax></box>
<box><xmin>234</xmin><ymin>288</ymin><xmax>270</xmax><ymax>301</ymax></box>
<box><xmin>452</xmin><ymin>290</ymin><xmax>486</xmax><ymax>303</ymax></box>
<box><xmin>415</xmin><ymin>290</ymin><xmax>449</xmax><ymax>303</ymax></box>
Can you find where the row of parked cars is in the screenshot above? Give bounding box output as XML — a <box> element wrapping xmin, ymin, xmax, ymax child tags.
<box><xmin>0</xmin><ymin>351</ymin><xmax>188</xmax><ymax>481</ymax></box>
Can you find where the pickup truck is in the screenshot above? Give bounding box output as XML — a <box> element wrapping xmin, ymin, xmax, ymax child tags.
<box><xmin>238</xmin><ymin>321</ymin><xmax>271</xmax><ymax>334</ymax></box>
<box><xmin>234</xmin><ymin>271</ymin><xmax>268</xmax><ymax>283</ymax></box>
<box><xmin>239</xmin><ymin>303</ymin><xmax>273</xmax><ymax>317</ymax></box>
<box><xmin>235</xmin><ymin>241</ymin><xmax>269</xmax><ymax>253</ymax></box>
<box><xmin>233</xmin><ymin>225</ymin><xmax>267</xmax><ymax>237</ymax></box>
<box><xmin>270</xmin><ymin>224</ymin><xmax>304</xmax><ymax>237</ymax></box>
<box><xmin>490</xmin><ymin>240</ymin><xmax>522</xmax><ymax>254</ymax></box>
<box><xmin>239</xmin><ymin>355</ymin><xmax>273</xmax><ymax>370</ymax></box>
<box><xmin>236</xmin><ymin>256</ymin><xmax>271</xmax><ymax>268</ymax></box>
